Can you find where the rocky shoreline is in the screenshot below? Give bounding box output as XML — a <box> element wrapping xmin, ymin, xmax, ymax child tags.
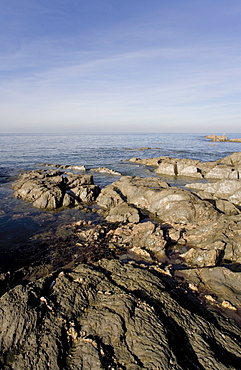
<box><xmin>1</xmin><ymin>152</ymin><xmax>241</xmax><ymax>368</ymax></box>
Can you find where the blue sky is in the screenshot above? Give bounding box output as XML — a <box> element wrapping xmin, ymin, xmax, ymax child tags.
<box><xmin>1</xmin><ymin>0</ymin><xmax>241</xmax><ymax>133</ymax></box>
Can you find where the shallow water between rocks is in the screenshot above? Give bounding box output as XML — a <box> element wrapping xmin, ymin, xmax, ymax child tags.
<box><xmin>1</xmin><ymin>132</ymin><xmax>241</xmax><ymax>275</ymax></box>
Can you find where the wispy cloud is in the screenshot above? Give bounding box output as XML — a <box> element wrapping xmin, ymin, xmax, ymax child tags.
<box><xmin>1</xmin><ymin>1</ymin><xmax>241</xmax><ymax>132</ymax></box>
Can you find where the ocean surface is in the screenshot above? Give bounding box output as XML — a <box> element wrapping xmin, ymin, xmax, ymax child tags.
<box><xmin>1</xmin><ymin>132</ymin><xmax>241</xmax><ymax>272</ymax></box>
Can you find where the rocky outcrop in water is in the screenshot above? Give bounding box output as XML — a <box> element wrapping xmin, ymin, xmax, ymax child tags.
<box><xmin>90</xmin><ymin>167</ymin><xmax>121</xmax><ymax>176</ymax></box>
<box><xmin>205</xmin><ymin>134</ymin><xmax>228</xmax><ymax>142</ymax></box>
<box><xmin>128</xmin><ymin>151</ymin><xmax>241</xmax><ymax>180</ymax></box>
<box><xmin>205</xmin><ymin>135</ymin><xmax>241</xmax><ymax>142</ymax></box>
<box><xmin>12</xmin><ymin>169</ymin><xmax>100</xmax><ymax>210</ymax></box>
<box><xmin>1</xmin><ymin>258</ymin><xmax>241</xmax><ymax>370</ymax></box>
<box><xmin>40</xmin><ymin>163</ymin><xmax>87</xmax><ymax>171</ymax></box>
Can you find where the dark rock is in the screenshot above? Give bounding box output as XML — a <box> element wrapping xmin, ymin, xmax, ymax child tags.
<box><xmin>1</xmin><ymin>259</ymin><xmax>241</xmax><ymax>369</ymax></box>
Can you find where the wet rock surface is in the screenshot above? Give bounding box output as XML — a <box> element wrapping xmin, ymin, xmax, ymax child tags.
<box><xmin>1</xmin><ymin>259</ymin><xmax>241</xmax><ymax>370</ymax></box>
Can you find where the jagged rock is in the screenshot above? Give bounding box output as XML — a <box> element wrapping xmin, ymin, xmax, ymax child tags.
<box><xmin>66</xmin><ymin>174</ymin><xmax>93</xmax><ymax>188</ymax></box>
<box><xmin>179</xmin><ymin>245</ymin><xmax>223</xmax><ymax>268</ymax></box>
<box><xmin>197</xmin><ymin>161</ymin><xmax>218</xmax><ymax>176</ymax></box>
<box><xmin>215</xmin><ymin>199</ymin><xmax>240</xmax><ymax>215</ymax></box>
<box><xmin>154</xmin><ymin>157</ymin><xmax>203</xmax><ymax>178</ymax></box>
<box><xmin>159</xmin><ymin>217</ymin><xmax>240</xmax><ymax>268</ymax></box>
<box><xmin>177</xmin><ymin>165</ymin><xmax>202</xmax><ymax>178</ymax></box>
<box><xmin>74</xmin><ymin>216</ymin><xmax>241</xmax><ymax>269</ymax></box>
<box><xmin>1</xmin><ymin>259</ymin><xmax>241</xmax><ymax>370</ymax></box>
<box><xmin>222</xmin><ymin>221</ymin><xmax>241</xmax><ymax>263</ymax></box>
<box><xmin>12</xmin><ymin>170</ymin><xmax>65</xmax><ymax>210</ymax></box>
<box><xmin>32</xmin><ymin>187</ymin><xmax>63</xmax><ymax>209</ymax></box>
<box><xmin>69</xmin><ymin>185</ymin><xmax>100</xmax><ymax>204</ymax></box>
<box><xmin>62</xmin><ymin>193</ymin><xmax>75</xmax><ymax>207</ymax></box>
<box><xmin>11</xmin><ymin>170</ymin><xmax>100</xmax><ymax>210</ymax></box>
<box><xmin>156</xmin><ymin>162</ymin><xmax>177</xmax><ymax>176</ymax></box>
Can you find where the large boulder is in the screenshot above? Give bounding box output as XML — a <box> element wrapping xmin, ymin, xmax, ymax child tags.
<box><xmin>12</xmin><ymin>170</ymin><xmax>65</xmax><ymax>210</ymax></box>
<box><xmin>0</xmin><ymin>259</ymin><xmax>240</xmax><ymax>370</ymax></box>
<box><xmin>113</xmin><ymin>176</ymin><xmax>219</xmax><ymax>224</ymax></box>
<box><xmin>162</xmin><ymin>218</ymin><xmax>230</xmax><ymax>268</ymax></box>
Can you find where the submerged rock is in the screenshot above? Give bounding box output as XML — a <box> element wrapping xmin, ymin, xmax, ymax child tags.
<box><xmin>0</xmin><ymin>259</ymin><xmax>241</xmax><ymax>370</ymax></box>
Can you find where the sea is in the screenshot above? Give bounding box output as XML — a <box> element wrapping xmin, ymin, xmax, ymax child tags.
<box><xmin>1</xmin><ymin>132</ymin><xmax>241</xmax><ymax>272</ymax></box>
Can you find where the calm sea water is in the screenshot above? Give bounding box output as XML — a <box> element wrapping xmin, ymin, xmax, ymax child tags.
<box><xmin>0</xmin><ymin>132</ymin><xmax>241</xmax><ymax>271</ymax></box>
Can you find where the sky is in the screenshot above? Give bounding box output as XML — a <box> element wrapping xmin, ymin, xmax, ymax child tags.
<box><xmin>0</xmin><ymin>0</ymin><xmax>241</xmax><ymax>133</ymax></box>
